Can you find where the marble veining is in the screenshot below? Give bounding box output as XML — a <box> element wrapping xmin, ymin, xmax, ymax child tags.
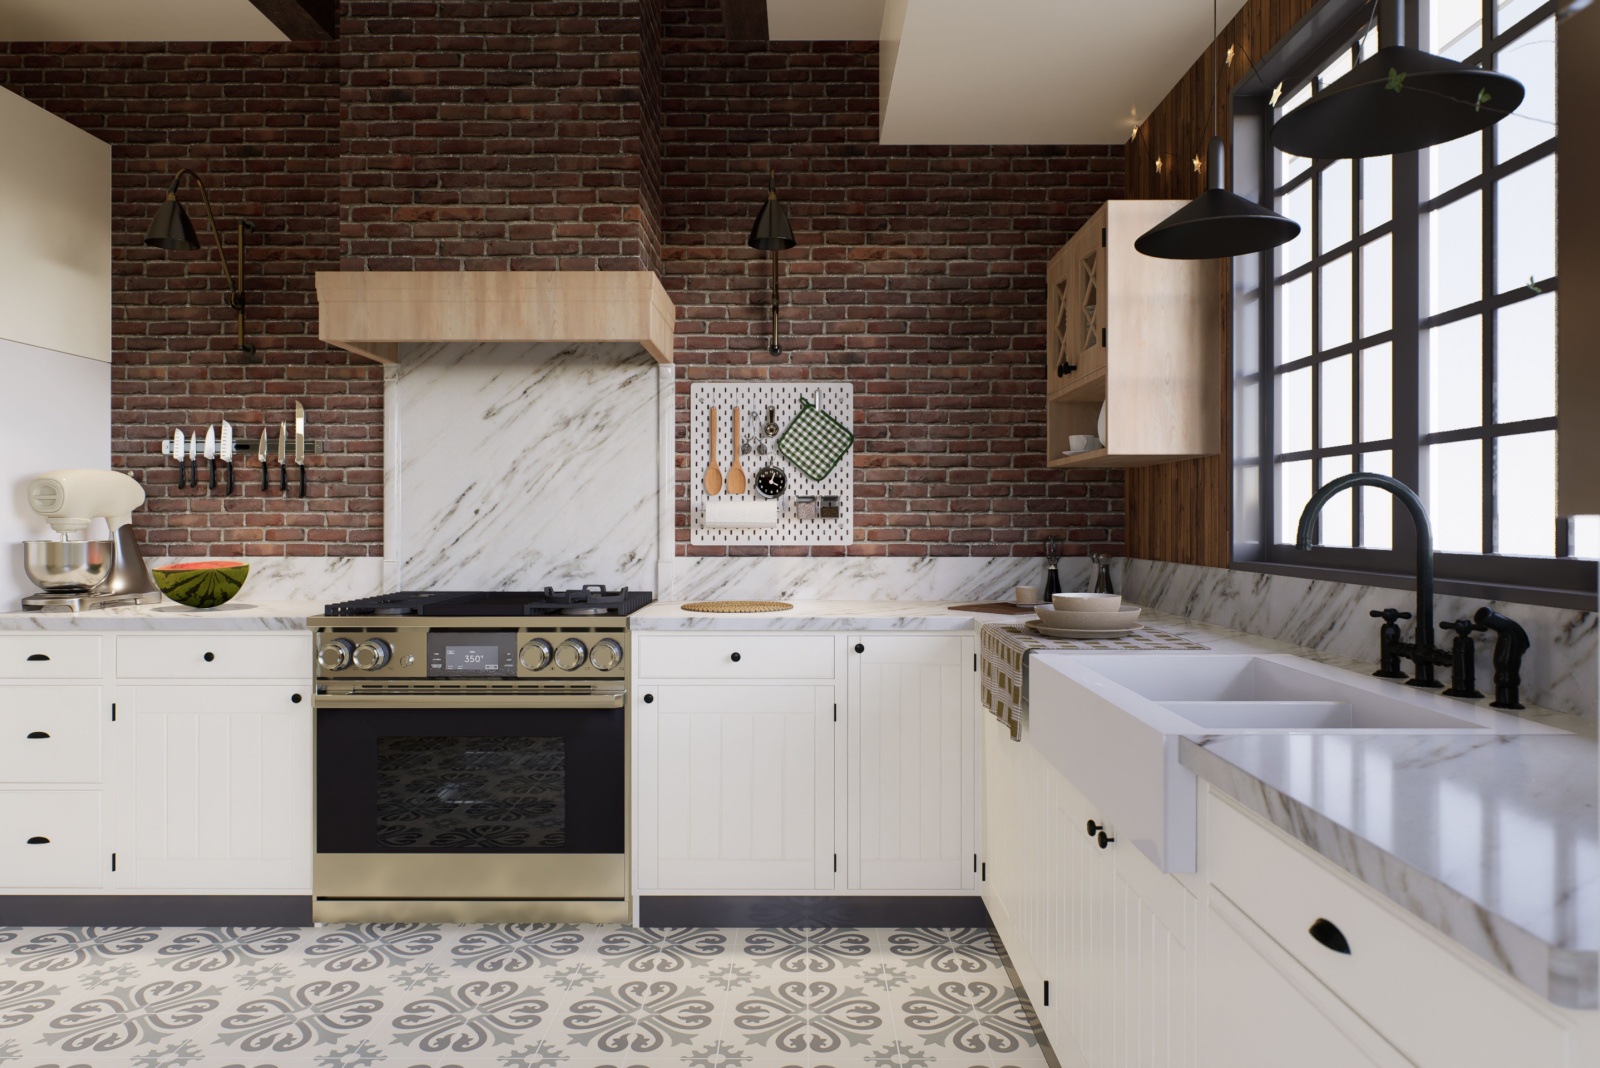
<box><xmin>667</xmin><ymin>555</ymin><xmax>1111</xmax><ymax>604</ymax></box>
<box><xmin>389</xmin><ymin>342</ymin><xmax>663</xmax><ymax>593</ymax></box>
<box><xmin>0</xmin><ymin>599</ymin><xmax>321</xmax><ymax>631</ymax></box>
<box><xmin>144</xmin><ymin>555</ymin><xmax>383</xmax><ymax>604</ymax></box>
<box><xmin>1123</xmin><ymin>558</ymin><xmax>1598</xmax><ymax>720</ymax></box>
<box><xmin>633</xmin><ymin>599</ymin><xmax>1037</xmax><ymax>631</ymax></box>
<box><xmin>1182</xmin><ymin>733</ymin><xmax>1598</xmax><ymax>1008</ymax></box>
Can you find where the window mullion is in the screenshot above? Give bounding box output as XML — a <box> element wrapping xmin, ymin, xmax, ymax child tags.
<box><xmin>1482</xmin><ymin>71</ymin><xmax>1498</xmax><ymax>557</ymax></box>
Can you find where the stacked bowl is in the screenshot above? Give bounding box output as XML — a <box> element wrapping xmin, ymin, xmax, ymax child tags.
<box><xmin>1029</xmin><ymin>592</ymin><xmax>1141</xmax><ymax>639</ymax></box>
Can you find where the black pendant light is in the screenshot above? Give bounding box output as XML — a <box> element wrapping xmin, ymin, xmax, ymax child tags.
<box><xmin>747</xmin><ymin>171</ymin><xmax>796</xmax><ymax>356</ymax></box>
<box><xmin>1272</xmin><ymin>0</ymin><xmax>1524</xmax><ymax>158</ymax></box>
<box><xmin>144</xmin><ymin>168</ymin><xmax>257</xmax><ymax>358</ymax></box>
<box><xmin>1135</xmin><ymin>0</ymin><xmax>1301</xmax><ymax>260</ymax></box>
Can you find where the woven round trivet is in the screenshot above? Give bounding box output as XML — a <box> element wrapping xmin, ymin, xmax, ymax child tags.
<box><xmin>681</xmin><ymin>600</ymin><xmax>794</xmax><ymax>613</ymax></box>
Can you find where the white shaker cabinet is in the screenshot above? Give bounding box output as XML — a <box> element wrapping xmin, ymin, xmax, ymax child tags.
<box><xmin>636</xmin><ymin>682</ymin><xmax>836</xmax><ymax>891</ymax></box>
<box><xmin>845</xmin><ymin>633</ymin><xmax>975</xmax><ymax>891</ymax></box>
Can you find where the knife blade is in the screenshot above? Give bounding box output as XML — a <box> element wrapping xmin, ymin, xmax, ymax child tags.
<box><xmin>258</xmin><ymin>428</ymin><xmax>270</xmax><ymax>491</ymax></box>
<box><xmin>278</xmin><ymin>421</ymin><xmax>288</xmax><ymax>493</ymax></box>
<box><xmin>220</xmin><ymin>420</ymin><xmax>235</xmax><ymax>496</ymax></box>
<box><xmin>294</xmin><ymin>402</ymin><xmax>306</xmax><ymax>499</ymax></box>
<box><xmin>204</xmin><ymin>425</ymin><xmax>217</xmax><ymax>490</ymax></box>
<box><xmin>174</xmin><ymin>429</ymin><xmax>186</xmax><ymax>490</ymax></box>
<box><xmin>188</xmin><ymin>430</ymin><xmax>199</xmax><ymax>491</ymax></box>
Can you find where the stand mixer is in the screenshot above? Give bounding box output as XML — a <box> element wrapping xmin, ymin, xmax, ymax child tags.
<box><xmin>22</xmin><ymin>469</ymin><xmax>161</xmax><ymax>612</ymax></box>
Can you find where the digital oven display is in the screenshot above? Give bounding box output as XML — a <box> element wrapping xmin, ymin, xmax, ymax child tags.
<box><xmin>426</xmin><ymin>632</ymin><xmax>516</xmax><ymax>678</ymax></box>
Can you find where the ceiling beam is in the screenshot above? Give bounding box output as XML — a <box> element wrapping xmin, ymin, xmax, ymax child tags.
<box><xmin>245</xmin><ymin>0</ymin><xmax>335</xmax><ymax>40</ymax></box>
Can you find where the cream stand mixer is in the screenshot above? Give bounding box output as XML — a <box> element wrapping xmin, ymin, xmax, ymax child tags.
<box><xmin>22</xmin><ymin>469</ymin><xmax>161</xmax><ymax>611</ymax></box>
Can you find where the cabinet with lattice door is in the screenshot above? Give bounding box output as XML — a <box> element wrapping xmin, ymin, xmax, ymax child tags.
<box><xmin>1046</xmin><ymin>200</ymin><xmax>1222</xmax><ymax>468</ymax></box>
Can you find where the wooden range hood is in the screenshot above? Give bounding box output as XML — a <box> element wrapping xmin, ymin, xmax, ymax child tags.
<box><xmin>315</xmin><ymin>271</ymin><xmax>675</xmax><ymax>364</ymax></box>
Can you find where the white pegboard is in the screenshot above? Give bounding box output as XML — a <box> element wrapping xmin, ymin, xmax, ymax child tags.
<box><xmin>690</xmin><ymin>383</ymin><xmax>854</xmax><ymax>546</ymax></box>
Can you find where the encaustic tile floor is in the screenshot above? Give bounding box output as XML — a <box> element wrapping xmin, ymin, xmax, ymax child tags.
<box><xmin>0</xmin><ymin>925</ymin><xmax>1052</xmax><ymax>1068</ymax></box>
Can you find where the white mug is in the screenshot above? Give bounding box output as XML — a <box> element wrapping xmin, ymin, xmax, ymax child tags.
<box><xmin>1069</xmin><ymin>434</ymin><xmax>1101</xmax><ymax>452</ymax></box>
<box><xmin>1014</xmin><ymin>585</ymin><xmax>1040</xmax><ymax>605</ymax></box>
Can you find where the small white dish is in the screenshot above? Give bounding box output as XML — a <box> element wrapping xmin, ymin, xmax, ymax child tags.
<box><xmin>1027</xmin><ymin>620</ymin><xmax>1139</xmax><ymax>640</ymax></box>
<box><xmin>1052</xmin><ymin>592</ymin><xmax>1122</xmax><ymax>611</ymax></box>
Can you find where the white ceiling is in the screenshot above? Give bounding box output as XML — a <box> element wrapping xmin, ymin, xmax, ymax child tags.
<box><xmin>768</xmin><ymin>0</ymin><xmax>1248</xmax><ymax>145</ymax></box>
<box><xmin>0</xmin><ymin>0</ymin><xmax>286</xmax><ymax>41</ymax></box>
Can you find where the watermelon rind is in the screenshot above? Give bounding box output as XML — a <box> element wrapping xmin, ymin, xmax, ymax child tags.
<box><xmin>152</xmin><ymin>561</ymin><xmax>250</xmax><ymax>609</ymax></box>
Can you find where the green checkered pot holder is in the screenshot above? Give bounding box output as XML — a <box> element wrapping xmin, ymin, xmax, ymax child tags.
<box><xmin>776</xmin><ymin>397</ymin><xmax>855</xmax><ymax>481</ymax></box>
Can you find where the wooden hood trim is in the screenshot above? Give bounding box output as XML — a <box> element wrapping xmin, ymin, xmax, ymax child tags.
<box><xmin>315</xmin><ymin>270</ymin><xmax>675</xmax><ymax>365</ymax></box>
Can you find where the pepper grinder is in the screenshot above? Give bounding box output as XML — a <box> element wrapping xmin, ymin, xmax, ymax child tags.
<box><xmin>1091</xmin><ymin>552</ymin><xmax>1116</xmax><ymax>595</ymax></box>
<box><xmin>1043</xmin><ymin>536</ymin><xmax>1062</xmax><ymax>598</ymax></box>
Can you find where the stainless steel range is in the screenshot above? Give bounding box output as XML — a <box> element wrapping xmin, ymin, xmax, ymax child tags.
<box><xmin>309</xmin><ymin>587</ymin><xmax>650</xmax><ymax>924</ymax></box>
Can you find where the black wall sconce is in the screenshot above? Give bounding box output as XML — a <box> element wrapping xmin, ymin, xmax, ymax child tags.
<box><xmin>144</xmin><ymin>168</ymin><xmax>257</xmax><ymax>359</ymax></box>
<box><xmin>747</xmin><ymin>172</ymin><xmax>796</xmax><ymax>356</ymax></box>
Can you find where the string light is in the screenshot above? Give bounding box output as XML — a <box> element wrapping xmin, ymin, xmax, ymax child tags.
<box><xmin>1269</xmin><ymin>81</ymin><xmax>1284</xmax><ymax>107</ymax></box>
<box><xmin>1155</xmin><ymin>156</ymin><xmax>1164</xmax><ymax>175</ymax></box>
<box><xmin>1192</xmin><ymin>154</ymin><xmax>1203</xmax><ymax>172</ymax></box>
<box><xmin>1225</xmin><ymin>44</ymin><xmax>1235</xmax><ymax>67</ymax></box>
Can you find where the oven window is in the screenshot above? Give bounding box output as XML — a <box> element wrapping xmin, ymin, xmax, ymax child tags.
<box><xmin>375</xmin><ymin>736</ymin><xmax>566</xmax><ymax>849</ymax></box>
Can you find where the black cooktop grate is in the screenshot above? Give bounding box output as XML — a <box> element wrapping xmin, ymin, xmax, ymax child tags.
<box><xmin>323</xmin><ymin>586</ymin><xmax>654</xmax><ymax>618</ymax></box>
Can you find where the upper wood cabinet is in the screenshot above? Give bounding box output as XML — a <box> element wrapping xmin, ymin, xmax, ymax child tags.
<box><xmin>1045</xmin><ymin>200</ymin><xmax>1222</xmax><ymax>469</ymax></box>
<box><xmin>1557</xmin><ymin>4</ymin><xmax>1599</xmax><ymax>516</ymax></box>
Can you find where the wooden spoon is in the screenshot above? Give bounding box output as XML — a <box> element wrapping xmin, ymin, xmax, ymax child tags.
<box><xmin>727</xmin><ymin>407</ymin><xmax>747</xmax><ymax>494</ymax></box>
<box><xmin>704</xmin><ymin>406</ymin><xmax>723</xmax><ymax>496</ymax></box>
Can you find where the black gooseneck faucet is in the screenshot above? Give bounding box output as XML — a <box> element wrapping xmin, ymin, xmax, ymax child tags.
<box><xmin>1295</xmin><ymin>473</ymin><xmax>1444</xmax><ymax>688</ymax></box>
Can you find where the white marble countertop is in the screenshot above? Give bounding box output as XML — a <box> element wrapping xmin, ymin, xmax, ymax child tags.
<box><xmin>0</xmin><ymin>600</ymin><xmax>323</xmax><ymax>631</ymax></box>
<box><xmin>631</xmin><ymin>599</ymin><xmax>1039</xmax><ymax>630</ymax></box>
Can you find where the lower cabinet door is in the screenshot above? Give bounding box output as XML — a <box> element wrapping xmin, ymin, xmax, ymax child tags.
<box><xmin>638</xmin><ymin>683</ymin><xmax>835</xmax><ymax>891</ymax></box>
<box><xmin>0</xmin><ymin>685</ymin><xmax>103</xmax><ymax>782</ymax></box>
<box><xmin>129</xmin><ymin>685</ymin><xmax>312</xmax><ymax>891</ymax></box>
<box><xmin>0</xmin><ymin>790</ymin><xmax>103</xmax><ymax>888</ymax></box>
<box><xmin>1202</xmin><ymin>898</ymin><xmax>1410</xmax><ymax>1068</ymax></box>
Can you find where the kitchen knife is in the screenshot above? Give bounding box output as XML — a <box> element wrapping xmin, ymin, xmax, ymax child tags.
<box><xmin>278</xmin><ymin>421</ymin><xmax>288</xmax><ymax>493</ymax></box>
<box><xmin>258</xmin><ymin>428</ymin><xmax>270</xmax><ymax>491</ymax></box>
<box><xmin>294</xmin><ymin>402</ymin><xmax>306</xmax><ymax>499</ymax></box>
<box><xmin>204</xmin><ymin>425</ymin><xmax>217</xmax><ymax>490</ymax></box>
<box><xmin>188</xmin><ymin>430</ymin><xmax>200</xmax><ymax>492</ymax></box>
<box><xmin>221</xmin><ymin>420</ymin><xmax>235</xmax><ymax>496</ymax></box>
<box><xmin>174</xmin><ymin>429</ymin><xmax>186</xmax><ymax>490</ymax></box>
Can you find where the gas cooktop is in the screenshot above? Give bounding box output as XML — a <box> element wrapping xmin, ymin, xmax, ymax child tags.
<box><xmin>323</xmin><ymin>586</ymin><xmax>654</xmax><ymax>618</ymax></box>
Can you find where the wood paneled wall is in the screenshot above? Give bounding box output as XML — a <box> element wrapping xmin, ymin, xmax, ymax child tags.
<box><xmin>1123</xmin><ymin>0</ymin><xmax>1319</xmax><ymax>567</ymax></box>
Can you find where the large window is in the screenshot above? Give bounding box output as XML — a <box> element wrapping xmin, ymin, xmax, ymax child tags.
<box><xmin>1241</xmin><ymin>0</ymin><xmax>1590</xmax><ymax>603</ymax></box>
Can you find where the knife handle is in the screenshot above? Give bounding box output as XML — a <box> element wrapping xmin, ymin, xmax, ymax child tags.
<box><xmin>176</xmin><ymin>456</ymin><xmax>185</xmax><ymax>491</ymax></box>
<box><xmin>299</xmin><ymin>463</ymin><xmax>307</xmax><ymax>499</ymax></box>
<box><xmin>209</xmin><ymin>458</ymin><xmax>217</xmax><ymax>490</ymax></box>
<box><xmin>280</xmin><ymin>462</ymin><xmax>288</xmax><ymax>493</ymax></box>
<box><xmin>261</xmin><ymin>462</ymin><xmax>268</xmax><ymax>492</ymax></box>
<box><xmin>226</xmin><ymin>463</ymin><xmax>235</xmax><ymax>497</ymax></box>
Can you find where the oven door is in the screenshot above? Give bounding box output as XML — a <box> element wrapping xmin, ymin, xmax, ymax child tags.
<box><xmin>314</xmin><ymin>689</ymin><xmax>626</xmax><ymax>909</ymax></box>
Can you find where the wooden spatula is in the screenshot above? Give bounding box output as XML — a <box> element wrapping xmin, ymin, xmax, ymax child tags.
<box><xmin>727</xmin><ymin>407</ymin><xmax>747</xmax><ymax>494</ymax></box>
<box><xmin>704</xmin><ymin>406</ymin><xmax>723</xmax><ymax>496</ymax></box>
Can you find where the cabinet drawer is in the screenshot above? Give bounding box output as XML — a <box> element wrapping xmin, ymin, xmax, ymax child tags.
<box><xmin>0</xmin><ymin>634</ymin><xmax>102</xmax><ymax>678</ymax></box>
<box><xmin>0</xmin><ymin>790</ymin><xmax>102</xmax><ymax>888</ymax></box>
<box><xmin>637</xmin><ymin>635</ymin><xmax>835</xmax><ymax>680</ymax></box>
<box><xmin>0</xmin><ymin>687</ymin><xmax>102</xmax><ymax>782</ymax></box>
<box><xmin>117</xmin><ymin>633</ymin><xmax>309</xmax><ymax>680</ymax></box>
<box><xmin>1208</xmin><ymin>793</ymin><xmax>1566</xmax><ymax>1068</ymax></box>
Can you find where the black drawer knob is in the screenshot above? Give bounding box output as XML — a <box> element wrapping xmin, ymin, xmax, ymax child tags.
<box><xmin>290</xmin><ymin>693</ymin><xmax>303</xmax><ymax>704</ymax></box>
<box><xmin>25</xmin><ymin>653</ymin><xmax>49</xmax><ymax>662</ymax></box>
<box><xmin>854</xmin><ymin>643</ymin><xmax>865</xmax><ymax>654</ymax></box>
<box><xmin>1086</xmin><ymin>820</ymin><xmax>1104</xmax><ymax>838</ymax></box>
<box><xmin>643</xmin><ymin>693</ymin><xmax>655</xmax><ymax>704</ymax></box>
<box><xmin>1098</xmin><ymin>830</ymin><xmax>1114</xmax><ymax>849</ymax></box>
<box><xmin>26</xmin><ymin>731</ymin><xmax>49</xmax><ymax>739</ymax></box>
<box><xmin>26</xmin><ymin>836</ymin><xmax>49</xmax><ymax>845</ymax></box>
<box><xmin>730</xmin><ymin>652</ymin><xmax>742</xmax><ymax>663</ymax></box>
<box><xmin>1309</xmin><ymin>918</ymin><xmax>1352</xmax><ymax>955</ymax></box>
<box><xmin>203</xmin><ymin>652</ymin><xmax>215</xmax><ymax>662</ymax></box>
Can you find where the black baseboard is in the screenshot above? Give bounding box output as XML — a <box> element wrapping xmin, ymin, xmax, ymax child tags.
<box><xmin>638</xmin><ymin>895</ymin><xmax>991</xmax><ymax>928</ymax></box>
<box><xmin>0</xmin><ymin>896</ymin><xmax>313</xmax><ymax>927</ymax></box>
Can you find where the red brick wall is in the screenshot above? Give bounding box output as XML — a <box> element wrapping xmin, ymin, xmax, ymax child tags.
<box><xmin>663</xmin><ymin>12</ymin><xmax>1127</xmax><ymax>558</ymax></box>
<box><xmin>0</xmin><ymin>42</ymin><xmax>382</xmax><ymax>560</ymax></box>
<box><xmin>339</xmin><ymin>0</ymin><xmax>664</xmax><ymax>271</ymax></box>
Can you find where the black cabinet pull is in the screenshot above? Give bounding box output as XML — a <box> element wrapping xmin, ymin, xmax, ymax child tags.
<box><xmin>1098</xmin><ymin>830</ymin><xmax>1115</xmax><ymax>849</ymax></box>
<box><xmin>730</xmin><ymin>652</ymin><xmax>741</xmax><ymax>663</ymax></box>
<box><xmin>1309</xmin><ymin>918</ymin><xmax>1352</xmax><ymax>955</ymax></box>
<box><xmin>290</xmin><ymin>693</ymin><xmax>303</xmax><ymax>704</ymax></box>
<box><xmin>854</xmin><ymin>643</ymin><xmax>865</xmax><ymax>654</ymax></box>
<box><xmin>26</xmin><ymin>731</ymin><xmax>49</xmax><ymax>739</ymax></box>
<box><xmin>203</xmin><ymin>652</ymin><xmax>216</xmax><ymax>662</ymax></box>
<box><xmin>1086</xmin><ymin>820</ymin><xmax>1104</xmax><ymax>838</ymax></box>
<box><xmin>26</xmin><ymin>836</ymin><xmax>49</xmax><ymax>845</ymax></box>
<box><xmin>643</xmin><ymin>693</ymin><xmax>655</xmax><ymax>704</ymax></box>
<box><xmin>25</xmin><ymin>653</ymin><xmax>49</xmax><ymax>662</ymax></box>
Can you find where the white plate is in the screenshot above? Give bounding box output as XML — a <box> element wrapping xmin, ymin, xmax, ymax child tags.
<box><xmin>1036</xmin><ymin>605</ymin><xmax>1141</xmax><ymax>628</ymax></box>
<box><xmin>1027</xmin><ymin>620</ymin><xmax>1141</xmax><ymax>640</ymax></box>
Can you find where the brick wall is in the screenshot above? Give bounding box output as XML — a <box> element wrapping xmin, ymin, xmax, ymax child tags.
<box><xmin>663</xmin><ymin>8</ymin><xmax>1127</xmax><ymax>558</ymax></box>
<box><xmin>339</xmin><ymin>0</ymin><xmax>663</xmax><ymax>271</ymax></box>
<box><xmin>0</xmin><ymin>42</ymin><xmax>382</xmax><ymax>559</ymax></box>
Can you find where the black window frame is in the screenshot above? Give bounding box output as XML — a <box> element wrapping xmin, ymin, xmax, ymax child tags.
<box><xmin>1230</xmin><ymin>0</ymin><xmax>1592</xmax><ymax>610</ymax></box>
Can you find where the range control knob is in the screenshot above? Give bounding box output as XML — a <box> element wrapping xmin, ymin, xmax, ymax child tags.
<box><xmin>317</xmin><ymin>638</ymin><xmax>355</xmax><ymax>672</ymax></box>
<box><xmin>554</xmin><ymin>638</ymin><xmax>588</xmax><ymax>672</ymax></box>
<box><xmin>351</xmin><ymin>638</ymin><xmax>392</xmax><ymax>671</ymax></box>
<box><xmin>590</xmin><ymin>638</ymin><xmax>624</xmax><ymax>672</ymax></box>
<box><xmin>520</xmin><ymin>638</ymin><xmax>554</xmax><ymax>672</ymax></box>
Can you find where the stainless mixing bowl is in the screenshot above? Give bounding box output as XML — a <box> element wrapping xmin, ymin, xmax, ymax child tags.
<box><xmin>24</xmin><ymin>539</ymin><xmax>114</xmax><ymax>592</ymax></box>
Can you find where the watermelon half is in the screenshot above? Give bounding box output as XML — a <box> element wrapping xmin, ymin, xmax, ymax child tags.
<box><xmin>152</xmin><ymin>560</ymin><xmax>251</xmax><ymax>609</ymax></box>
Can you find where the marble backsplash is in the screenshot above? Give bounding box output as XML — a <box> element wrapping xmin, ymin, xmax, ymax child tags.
<box><xmin>1122</xmin><ymin>558</ymin><xmax>1598</xmax><ymax>719</ymax></box>
<box><xmin>665</xmin><ymin>554</ymin><xmax>1110</xmax><ymax>603</ymax></box>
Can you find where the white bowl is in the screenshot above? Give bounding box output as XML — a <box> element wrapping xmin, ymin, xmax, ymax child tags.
<box><xmin>1052</xmin><ymin>592</ymin><xmax>1122</xmax><ymax>611</ymax></box>
<box><xmin>1036</xmin><ymin>605</ymin><xmax>1141</xmax><ymax>629</ymax></box>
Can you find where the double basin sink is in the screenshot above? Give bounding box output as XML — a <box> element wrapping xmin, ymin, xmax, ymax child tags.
<box><xmin>1028</xmin><ymin>653</ymin><xmax>1562</xmax><ymax>873</ymax></box>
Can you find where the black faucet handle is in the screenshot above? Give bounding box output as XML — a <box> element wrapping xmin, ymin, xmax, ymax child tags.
<box><xmin>1439</xmin><ymin>619</ymin><xmax>1478</xmax><ymax>637</ymax></box>
<box><xmin>1371</xmin><ymin>608</ymin><xmax>1412</xmax><ymax>622</ymax></box>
